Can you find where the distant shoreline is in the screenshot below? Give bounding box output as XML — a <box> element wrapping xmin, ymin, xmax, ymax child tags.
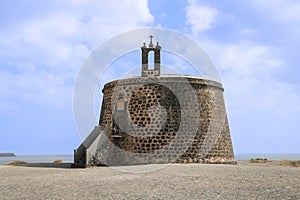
<box><xmin>1</xmin><ymin>153</ymin><xmax>300</xmax><ymax>166</ymax></box>
<box><xmin>0</xmin><ymin>153</ymin><xmax>16</xmax><ymax>157</ymax></box>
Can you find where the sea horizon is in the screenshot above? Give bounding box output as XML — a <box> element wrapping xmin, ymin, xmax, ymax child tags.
<box><xmin>0</xmin><ymin>154</ymin><xmax>73</xmax><ymax>165</ymax></box>
<box><xmin>1</xmin><ymin>153</ymin><xmax>300</xmax><ymax>165</ymax></box>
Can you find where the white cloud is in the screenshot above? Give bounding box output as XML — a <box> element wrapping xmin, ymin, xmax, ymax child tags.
<box><xmin>184</xmin><ymin>0</ymin><xmax>300</xmax><ymax>116</ymax></box>
<box><xmin>185</xmin><ymin>0</ymin><xmax>218</xmax><ymax>35</ymax></box>
<box><xmin>0</xmin><ymin>0</ymin><xmax>153</xmax><ymax>112</ymax></box>
<box><xmin>1</xmin><ymin>0</ymin><xmax>153</xmax><ymax>68</ymax></box>
<box><xmin>203</xmin><ymin>41</ymin><xmax>300</xmax><ymax>115</ymax></box>
<box><xmin>0</xmin><ymin>70</ymin><xmax>71</xmax><ymax>110</ymax></box>
<box><xmin>218</xmin><ymin>43</ymin><xmax>282</xmax><ymax>76</ymax></box>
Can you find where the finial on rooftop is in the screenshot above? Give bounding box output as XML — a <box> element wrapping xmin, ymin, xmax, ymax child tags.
<box><xmin>156</xmin><ymin>42</ymin><xmax>161</xmax><ymax>49</ymax></box>
<box><xmin>149</xmin><ymin>35</ymin><xmax>154</xmax><ymax>48</ymax></box>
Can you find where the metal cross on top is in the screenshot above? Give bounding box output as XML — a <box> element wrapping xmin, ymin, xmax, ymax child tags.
<box><xmin>149</xmin><ymin>35</ymin><xmax>154</xmax><ymax>47</ymax></box>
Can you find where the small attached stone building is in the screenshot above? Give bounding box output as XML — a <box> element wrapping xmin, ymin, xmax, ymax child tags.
<box><xmin>74</xmin><ymin>37</ymin><xmax>235</xmax><ymax>167</ymax></box>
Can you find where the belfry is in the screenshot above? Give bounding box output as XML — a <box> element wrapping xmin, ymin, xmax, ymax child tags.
<box><xmin>141</xmin><ymin>35</ymin><xmax>161</xmax><ymax>76</ymax></box>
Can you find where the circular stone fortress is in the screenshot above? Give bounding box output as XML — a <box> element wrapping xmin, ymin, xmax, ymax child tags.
<box><xmin>74</xmin><ymin>37</ymin><xmax>235</xmax><ymax>167</ymax></box>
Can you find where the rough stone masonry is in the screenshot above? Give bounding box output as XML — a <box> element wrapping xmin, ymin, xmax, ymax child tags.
<box><xmin>74</xmin><ymin>36</ymin><xmax>236</xmax><ymax>167</ymax></box>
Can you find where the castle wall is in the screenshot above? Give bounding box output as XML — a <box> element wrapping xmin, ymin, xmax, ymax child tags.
<box><xmin>86</xmin><ymin>75</ymin><xmax>235</xmax><ymax>166</ymax></box>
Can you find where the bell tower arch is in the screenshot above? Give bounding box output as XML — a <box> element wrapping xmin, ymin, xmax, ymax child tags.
<box><xmin>141</xmin><ymin>35</ymin><xmax>161</xmax><ymax>77</ymax></box>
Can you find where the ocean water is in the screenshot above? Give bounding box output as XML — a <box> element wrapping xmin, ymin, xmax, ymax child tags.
<box><xmin>0</xmin><ymin>153</ymin><xmax>299</xmax><ymax>165</ymax></box>
<box><xmin>234</xmin><ymin>153</ymin><xmax>300</xmax><ymax>161</ymax></box>
<box><xmin>0</xmin><ymin>154</ymin><xmax>73</xmax><ymax>165</ymax></box>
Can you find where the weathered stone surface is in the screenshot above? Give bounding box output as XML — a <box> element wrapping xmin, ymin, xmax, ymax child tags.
<box><xmin>74</xmin><ymin>76</ymin><xmax>235</xmax><ymax>166</ymax></box>
<box><xmin>88</xmin><ymin>76</ymin><xmax>235</xmax><ymax>166</ymax></box>
<box><xmin>74</xmin><ymin>38</ymin><xmax>235</xmax><ymax>167</ymax></box>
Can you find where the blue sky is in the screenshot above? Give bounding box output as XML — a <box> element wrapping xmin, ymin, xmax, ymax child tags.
<box><xmin>0</xmin><ymin>0</ymin><xmax>299</xmax><ymax>154</ymax></box>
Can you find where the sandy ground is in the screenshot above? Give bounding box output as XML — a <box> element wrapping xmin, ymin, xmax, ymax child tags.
<box><xmin>0</xmin><ymin>161</ymin><xmax>299</xmax><ymax>200</ymax></box>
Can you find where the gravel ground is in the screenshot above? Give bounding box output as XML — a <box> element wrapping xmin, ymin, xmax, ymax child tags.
<box><xmin>0</xmin><ymin>161</ymin><xmax>299</xmax><ymax>200</ymax></box>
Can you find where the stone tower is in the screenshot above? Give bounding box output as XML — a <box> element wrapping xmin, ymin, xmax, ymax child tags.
<box><xmin>74</xmin><ymin>36</ymin><xmax>235</xmax><ymax>167</ymax></box>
